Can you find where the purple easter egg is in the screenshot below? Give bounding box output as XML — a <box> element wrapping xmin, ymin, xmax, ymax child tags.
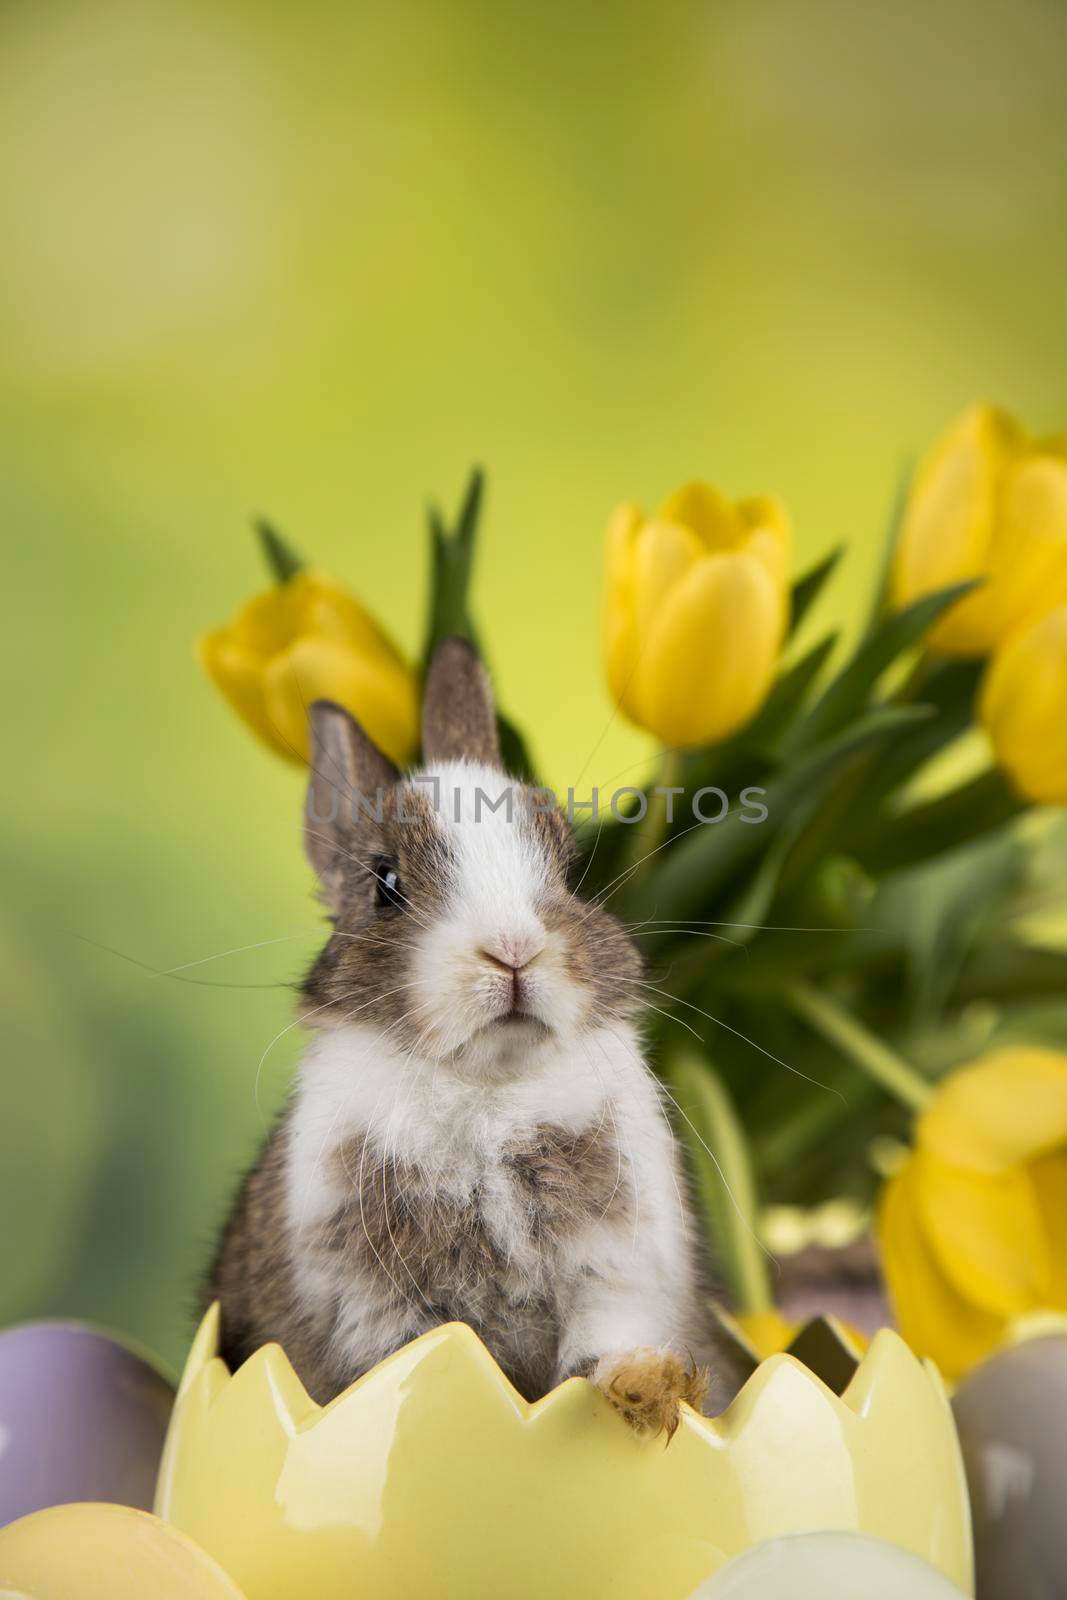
<box><xmin>0</xmin><ymin>1322</ymin><xmax>174</xmax><ymax>1527</ymax></box>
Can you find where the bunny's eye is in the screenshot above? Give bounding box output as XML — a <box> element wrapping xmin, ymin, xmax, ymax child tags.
<box><xmin>374</xmin><ymin>858</ymin><xmax>406</xmax><ymax>912</ymax></box>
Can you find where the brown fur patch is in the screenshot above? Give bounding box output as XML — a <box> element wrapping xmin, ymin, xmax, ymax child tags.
<box><xmin>502</xmin><ymin>1122</ymin><xmax>627</xmax><ymax>1232</ymax></box>
<box><xmin>324</xmin><ymin>1136</ymin><xmax>506</xmax><ymax>1303</ymax></box>
<box><xmin>205</xmin><ymin>1120</ymin><xmax>336</xmax><ymax>1401</ymax></box>
<box><xmin>324</xmin><ymin>1137</ymin><xmax>558</xmax><ymax>1395</ymax></box>
<box><xmin>208</xmin><ymin>1110</ymin><xmax>635</xmax><ymax>1407</ymax></box>
<box><xmin>311</xmin><ymin>1124</ymin><xmax>630</xmax><ymax>1400</ymax></box>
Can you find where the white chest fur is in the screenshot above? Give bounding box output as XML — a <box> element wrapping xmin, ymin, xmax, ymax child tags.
<box><xmin>286</xmin><ymin>1021</ymin><xmax>645</xmax><ymax>1226</ymax></box>
<box><xmin>282</xmin><ymin>1020</ymin><xmax>699</xmax><ymax>1386</ymax></box>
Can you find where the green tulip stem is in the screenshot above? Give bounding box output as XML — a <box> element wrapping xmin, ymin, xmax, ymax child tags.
<box><xmin>784</xmin><ymin>979</ymin><xmax>933</xmax><ymax>1113</ymax></box>
<box><xmin>666</xmin><ymin>1052</ymin><xmax>772</xmax><ymax>1316</ymax></box>
<box><xmin>626</xmin><ymin>747</ymin><xmax>685</xmax><ymax>884</ymax></box>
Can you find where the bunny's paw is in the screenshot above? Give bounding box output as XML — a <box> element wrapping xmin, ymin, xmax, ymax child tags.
<box><xmin>592</xmin><ymin>1347</ymin><xmax>709</xmax><ymax>1440</ymax></box>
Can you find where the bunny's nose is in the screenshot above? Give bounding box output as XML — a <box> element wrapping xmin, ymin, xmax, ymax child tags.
<box><xmin>479</xmin><ymin>926</ymin><xmax>546</xmax><ymax>974</ymax></box>
<box><xmin>480</xmin><ymin>949</ymin><xmax>521</xmax><ymax>977</ymax></box>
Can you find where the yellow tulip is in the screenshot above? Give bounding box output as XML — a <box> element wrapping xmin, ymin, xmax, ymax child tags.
<box><xmin>892</xmin><ymin>403</ymin><xmax>1067</xmax><ymax>656</ymax></box>
<box><xmin>878</xmin><ymin>1047</ymin><xmax>1067</xmax><ymax>1381</ymax></box>
<box><xmin>734</xmin><ymin>1308</ymin><xmax>799</xmax><ymax>1359</ymax></box>
<box><xmin>603</xmin><ymin>482</ymin><xmax>791</xmax><ymax>748</ymax></box>
<box><xmin>198</xmin><ymin>572</ymin><xmax>418</xmax><ymax>766</ymax></box>
<box><xmin>980</xmin><ymin>604</ymin><xmax>1067</xmax><ymax>803</ymax></box>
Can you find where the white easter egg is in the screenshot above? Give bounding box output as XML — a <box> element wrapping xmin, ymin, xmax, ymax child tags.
<box><xmin>688</xmin><ymin>1531</ymin><xmax>970</xmax><ymax>1598</ymax></box>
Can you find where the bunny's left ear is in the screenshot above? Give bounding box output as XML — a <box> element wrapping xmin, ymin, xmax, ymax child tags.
<box><xmin>421</xmin><ymin>637</ymin><xmax>501</xmax><ymax>766</ymax></box>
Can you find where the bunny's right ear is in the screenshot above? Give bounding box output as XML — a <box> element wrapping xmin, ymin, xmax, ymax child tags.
<box><xmin>305</xmin><ymin>700</ymin><xmax>398</xmax><ymax>903</ymax></box>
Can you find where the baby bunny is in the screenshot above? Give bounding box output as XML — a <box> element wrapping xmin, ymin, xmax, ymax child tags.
<box><xmin>206</xmin><ymin>639</ymin><xmax>742</xmax><ymax>1435</ymax></box>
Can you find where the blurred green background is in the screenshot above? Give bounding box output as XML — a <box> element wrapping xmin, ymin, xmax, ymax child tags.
<box><xmin>2</xmin><ymin>0</ymin><xmax>1066</xmax><ymax>1367</ymax></box>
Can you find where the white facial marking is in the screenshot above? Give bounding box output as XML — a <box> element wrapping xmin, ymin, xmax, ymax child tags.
<box><xmin>405</xmin><ymin>760</ymin><xmax>585</xmax><ymax>1062</ymax></box>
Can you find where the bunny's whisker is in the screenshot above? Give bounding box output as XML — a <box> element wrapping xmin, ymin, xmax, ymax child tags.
<box><xmin>614</xmin><ymin>976</ymin><xmax>847</xmax><ymax>1102</ymax></box>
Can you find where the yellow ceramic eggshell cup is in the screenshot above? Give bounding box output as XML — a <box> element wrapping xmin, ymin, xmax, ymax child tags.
<box><xmin>155</xmin><ymin>1305</ymin><xmax>974</xmax><ymax>1600</ymax></box>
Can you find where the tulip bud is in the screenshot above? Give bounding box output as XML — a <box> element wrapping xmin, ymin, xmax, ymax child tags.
<box><xmin>980</xmin><ymin>605</ymin><xmax>1067</xmax><ymax>803</ymax></box>
<box><xmin>602</xmin><ymin>482</ymin><xmax>791</xmax><ymax>748</ymax></box>
<box><xmin>198</xmin><ymin>572</ymin><xmax>419</xmax><ymax>766</ymax></box>
<box><xmin>892</xmin><ymin>403</ymin><xmax>1067</xmax><ymax>656</ymax></box>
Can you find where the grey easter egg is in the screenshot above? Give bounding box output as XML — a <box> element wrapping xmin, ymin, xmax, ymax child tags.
<box><xmin>0</xmin><ymin>1322</ymin><xmax>174</xmax><ymax>1527</ymax></box>
<box><xmin>952</xmin><ymin>1334</ymin><xmax>1067</xmax><ymax>1600</ymax></box>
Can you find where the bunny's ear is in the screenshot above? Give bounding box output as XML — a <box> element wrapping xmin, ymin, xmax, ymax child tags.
<box><xmin>305</xmin><ymin>700</ymin><xmax>398</xmax><ymax>899</ymax></box>
<box><xmin>421</xmin><ymin>638</ymin><xmax>501</xmax><ymax>766</ymax></box>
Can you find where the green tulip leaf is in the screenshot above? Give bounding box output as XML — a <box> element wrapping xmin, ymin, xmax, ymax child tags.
<box><xmin>873</xmin><ymin>828</ymin><xmax>1025</xmax><ymax>1021</ymax></box>
<box><xmin>788</xmin><ymin>546</ymin><xmax>843</xmax><ymax>637</ymax></box>
<box><xmin>422</xmin><ymin>465</ymin><xmax>485</xmax><ymax>664</ymax></box>
<box><xmin>853</xmin><ymin>767</ymin><xmax>1024</xmax><ymax>875</ymax></box>
<box><xmin>644</xmin><ymin>703</ymin><xmax>933</xmax><ymax>922</ymax></box>
<box><xmin>979</xmin><ymin>997</ymin><xmax>1067</xmax><ymax>1052</ymax></box>
<box><xmin>842</xmin><ymin>658</ymin><xmax>984</xmax><ymax>808</ymax></box>
<box><xmin>862</xmin><ymin>457</ymin><xmax>914</xmax><ymax>631</ymax></box>
<box><xmin>760</xmin><ymin>659</ymin><xmax>986</xmax><ymax>892</ymax></box>
<box><xmin>255</xmin><ymin>518</ymin><xmax>305</xmax><ymax>584</ymax></box>
<box><xmin>420</xmin><ymin>465</ymin><xmax>538</xmax><ymax>778</ymax></box>
<box><xmin>709</xmin><ymin>801</ymin><xmax>824</xmax><ymax>952</ymax></box>
<box><xmin>665</xmin><ymin>1052</ymin><xmax>770</xmax><ymax>1313</ymax></box>
<box><xmin>786</xmin><ymin>578</ymin><xmax>980</xmax><ymax>753</ymax></box>
<box><xmin>955</xmin><ymin>942</ymin><xmax>1067</xmax><ymax>1005</ymax></box>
